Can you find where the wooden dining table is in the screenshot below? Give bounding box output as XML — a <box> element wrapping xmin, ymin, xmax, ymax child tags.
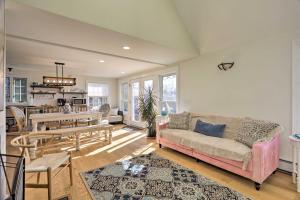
<box><xmin>29</xmin><ymin>111</ymin><xmax>102</xmax><ymax>132</ymax></box>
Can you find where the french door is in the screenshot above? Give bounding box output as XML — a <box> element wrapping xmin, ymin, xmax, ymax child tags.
<box><xmin>132</xmin><ymin>82</ymin><xmax>140</xmax><ymax>122</ymax></box>
<box><xmin>130</xmin><ymin>78</ymin><xmax>155</xmax><ymax>127</ymax></box>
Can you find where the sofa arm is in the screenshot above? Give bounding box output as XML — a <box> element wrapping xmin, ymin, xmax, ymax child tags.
<box><xmin>251</xmin><ymin>133</ymin><xmax>280</xmax><ymax>183</ymax></box>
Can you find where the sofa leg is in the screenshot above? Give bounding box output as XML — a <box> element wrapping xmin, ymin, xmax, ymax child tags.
<box><xmin>254</xmin><ymin>182</ymin><xmax>261</xmax><ymax>191</ymax></box>
<box><xmin>159</xmin><ymin>144</ymin><xmax>162</xmax><ymax>148</ymax></box>
<box><xmin>273</xmin><ymin>170</ymin><xmax>276</xmax><ymax>174</ymax></box>
<box><xmin>196</xmin><ymin>158</ymin><xmax>200</xmax><ymax>163</ymax></box>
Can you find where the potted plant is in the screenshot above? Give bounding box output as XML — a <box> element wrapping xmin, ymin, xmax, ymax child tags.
<box><xmin>138</xmin><ymin>87</ymin><xmax>158</xmax><ymax>137</ymax></box>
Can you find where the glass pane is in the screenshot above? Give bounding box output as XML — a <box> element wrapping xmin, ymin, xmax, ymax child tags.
<box><xmin>13</xmin><ymin>78</ymin><xmax>27</xmax><ymax>103</ymax></box>
<box><xmin>144</xmin><ymin>80</ymin><xmax>153</xmax><ymax>91</ymax></box>
<box><xmin>14</xmin><ymin>94</ymin><xmax>20</xmax><ymax>102</ymax></box>
<box><xmin>123</xmin><ymin>101</ymin><xmax>128</xmax><ymax>112</ymax></box>
<box><xmin>162</xmin><ymin>74</ymin><xmax>176</xmax><ymax>113</ymax></box>
<box><xmin>132</xmin><ymin>82</ymin><xmax>140</xmax><ymax>121</ymax></box>
<box><xmin>88</xmin><ymin>83</ymin><xmax>109</xmax><ymax>97</ymax></box>
<box><xmin>5</xmin><ymin>77</ymin><xmax>10</xmax><ymax>102</ymax></box>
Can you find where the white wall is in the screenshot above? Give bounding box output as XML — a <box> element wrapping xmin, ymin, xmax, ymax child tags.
<box><xmin>178</xmin><ymin>31</ymin><xmax>300</xmax><ymax>170</ymax></box>
<box><xmin>7</xmin><ymin>67</ymin><xmax>118</xmax><ymax>106</ymax></box>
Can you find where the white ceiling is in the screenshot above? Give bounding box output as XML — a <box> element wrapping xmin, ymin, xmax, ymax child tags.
<box><xmin>173</xmin><ymin>0</ymin><xmax>300</xmax><ymax>54</ymax></box>
<box><xmin>6</xmin><ymin>36</ymin><xmax>163</xmax><ymax>78</ymax></box>
<box><xmin>6</xmin><ymin>1</ymin><xmax>198</xmax><ymax>78</ymax></box>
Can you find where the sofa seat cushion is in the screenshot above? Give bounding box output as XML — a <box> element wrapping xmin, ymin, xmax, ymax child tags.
<box><xmin>109</xmin><ymin>115</ymin><xmax>122</xmax><ymax>123</ymax></box>
<box><xmin>160</xmin><ymin>129</ymin><xmax>252</xmax><ymax>170</ymax></box>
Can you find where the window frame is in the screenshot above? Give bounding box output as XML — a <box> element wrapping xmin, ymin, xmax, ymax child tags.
<box><xmin>5</xmin><ymin>76</ymin><xmax>28</xmax><ymax>103</ymax></box>
<box><xmin>87</xmin><ymin>82</ymin><xmax>109</xmax><ymax>109</ymax></box>
<box><xmin>159</xmin><ymin>73</ymin><xmax>177</xmax><ymax>114</ymax></box>
<box><xmin>120</xmin><ymin>82</ymin><xmax>129</xmax><ymax>113</ymax></box>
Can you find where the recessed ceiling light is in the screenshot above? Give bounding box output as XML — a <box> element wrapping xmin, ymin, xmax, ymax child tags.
<box><xmin>99</xmin><ymin>60</ymin><xmax>105</xmax><ymax>63</ymax></box>
<box><xmin>122</xmin><ymin>46</ymin><xmax>131</xmax><ymax>50</ymax></box>
<box><xmin>121</xmin><ymin>72</ymin><xmax>125</xmax><ymax>74</ymax></box>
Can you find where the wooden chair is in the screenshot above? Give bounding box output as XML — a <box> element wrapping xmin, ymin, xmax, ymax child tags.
<box><xmin>10</xmin><ymin>106</ymin><xmax>30</xmax><ymax>135</ymax></box>
<box><xmin>10</xmin><ymin>133</ymin><xmax>73</xmax><ymax>200</ymax></box>
<box><xmin>99</xmin><ymin>104</ymin><xmax>110</xmax><ymax>124</ymax></box>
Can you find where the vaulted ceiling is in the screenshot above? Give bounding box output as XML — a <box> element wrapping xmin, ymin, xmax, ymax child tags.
<box><xmin>6</xmin><ymin>0</ymin><xmax>198</xmax><ymax>78</ymax></box>
<box><xmin>6</xmin><ymin>0</ymin><xmax>300</xmax><ymax>77</ymax></box>
<box><xmin>173</xmin><ymin>0</ymin><xmax>300</xmax><ymax>54</ymax></box>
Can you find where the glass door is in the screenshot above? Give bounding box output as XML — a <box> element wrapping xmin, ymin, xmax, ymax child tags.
<box><xmin>132</xmin><ymin>82</ymin><xmax>140</xmax><ymax>122</ymax></box>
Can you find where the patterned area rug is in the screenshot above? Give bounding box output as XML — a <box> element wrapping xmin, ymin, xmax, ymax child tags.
<box><xmin>81</xmin><ymin>153</ymin><xmax>251</xmax><ymax>200</ymax></box>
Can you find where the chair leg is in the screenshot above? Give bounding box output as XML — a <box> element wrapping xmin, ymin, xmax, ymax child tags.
<box><xmin>37</xmin><ymin>172</ymin><xmax>41</xmax><ymax>184</ymax></box>
<box><xmin>47</xmin><ymin>168</ymin><xmax>52</xmax><ymax>200</ymax></box>
<box><xmin>69</xmin><ymin>156</ymin><xmax>73</xmax><ymax>186</ymax></box>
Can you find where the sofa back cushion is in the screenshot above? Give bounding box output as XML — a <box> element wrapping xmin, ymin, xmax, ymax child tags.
<box><xmin>234</xmin><ymin>118</ymin><xmax>280</xmax><ymax>147</ymax></box>
<box><xmin>189</xmin><ymin>114</ymin><xmax>243</xmax><ymax>140</ymax></box>
<box><xmin>168</xmin><ymin>112</ymin><xmax>190</xmax><ymax>130</ymax></box>
<box><xmin>194</xmin><ymin>120</ymin><xmax>226</xmax><ymax>138</ymax></box>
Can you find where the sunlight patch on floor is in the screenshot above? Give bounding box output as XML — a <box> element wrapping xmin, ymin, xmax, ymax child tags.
<box><xmin>107</xmin><ymin>133</ymin><xmax>146</xmax><ymax>153</ymax></box>
<box><xmin>85</xmin><ymin>131</ymin><xmax>145</xmax><ymax>156</ymax></box>
<box><xmin>111</xmin><ymin>129</ymin><xmax>129</xmax><ymax>137</ymax></box>
<box><xmin>132</xmin><ymin>143</ymin><xmax>153</xmax><ymax>156</ymax></box>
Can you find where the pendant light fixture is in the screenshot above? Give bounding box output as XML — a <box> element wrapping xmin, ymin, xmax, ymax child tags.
<box><xmin>43</xmin><ymin>62</ymin><xmax>76</xmax><ymax>86</ymax></box>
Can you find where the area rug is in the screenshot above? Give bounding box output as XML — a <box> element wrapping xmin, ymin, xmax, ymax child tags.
<box><xmin>80</xmin><ymin>153</ymin><xmax>251</xmax><ymax>200</ymax></box>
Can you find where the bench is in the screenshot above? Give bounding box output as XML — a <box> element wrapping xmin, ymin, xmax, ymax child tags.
<box><xmin>28</xmin><ymin>124</ymin><xmax>114</xmax><ymax>158</ymax></box>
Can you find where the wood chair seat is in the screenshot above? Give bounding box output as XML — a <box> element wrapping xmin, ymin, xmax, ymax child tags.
<box><xmin>26</xmin><ymin>152</ymin><xmax>70</xmax><ymax>173</ymax></box>
<box><xmin>10</xmin><ymin>133</ymin><xmax>73</xmax><ymax>200</ymax></box>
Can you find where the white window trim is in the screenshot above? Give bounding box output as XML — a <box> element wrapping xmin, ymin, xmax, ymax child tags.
<box><xmin>6</xmin><ymin>76</ymin><xmax>28</xmax><ymax>103</ymax></box>
<box><xmin>86</xmin><ymin>81</ymin><xmax>111</xmax><ymax>104</ymax></box>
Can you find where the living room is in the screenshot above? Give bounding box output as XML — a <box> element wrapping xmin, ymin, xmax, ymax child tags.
<box><xmin>1</xmin><ymin>0</ymin><xmax>300</xmax><ymax>200</ymax></box>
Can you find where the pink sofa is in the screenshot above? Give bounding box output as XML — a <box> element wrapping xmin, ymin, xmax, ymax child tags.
<box><xmin>156</xmin><ymin>114</ymin><xmax>281</xmax><ymax>190</ymax></box>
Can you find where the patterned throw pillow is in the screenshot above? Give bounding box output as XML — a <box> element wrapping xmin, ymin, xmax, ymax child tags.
<box><xmin>235</xmin><ymin>118</ymin><xmax>279</xmax><ymax>147</ymax></box>
<box><xmin>168</xmin><ymin>112</ymin><xmax>190</xmax><ymax>130</ymax></box>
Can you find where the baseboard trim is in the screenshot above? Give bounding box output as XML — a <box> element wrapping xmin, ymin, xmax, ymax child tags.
<box><xmin>279</xmin><ymin>159</ymin><xmax>292</xmax><ymax>173</ymax></box>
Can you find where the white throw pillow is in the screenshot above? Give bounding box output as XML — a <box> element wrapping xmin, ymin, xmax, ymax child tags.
<box><xmin>110</xmin><ymin>108</ymin><xmax>119</xmax><ymax>116</ymax></box>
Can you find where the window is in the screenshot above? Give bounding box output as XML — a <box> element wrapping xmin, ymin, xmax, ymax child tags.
<box><xmin>132</xmin><ymin>82</ymin><xmax>140</xmax><ymax>121</ymax></box>
<box><xmin>13</xmin><ymin>77</ymin><xmax>27</xmax><ymax>103</ymax></box>
<box><xmin>88</xmin><ymin>83</ymin><xmax>109</xmax><ymax>109</ymax></box>
<box><xmin>144</xmin><ymin>80</ymin><xmax>153</xmax><ymax>91</ymax></box>
<box><xmin>161</xmin><ymin>74</ymin><xmax>176</xmax><ymax>113</ymax></box>
<box><xmin>5</xmin><ymin>77</ymin><xmax>10</xmax><ymax>102</ymax></box>
<box><xmin>121</xmin><ymin>83</ymin><xmax>129</xmax><ymax>112</ymax></box>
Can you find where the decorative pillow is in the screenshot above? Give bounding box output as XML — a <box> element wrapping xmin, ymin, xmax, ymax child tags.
<box><xmin>235</xmin><ymin>118</ymin><xmax>280</xmax><ymax>147</ymax></box>
<box><xmin>194</xmin><ymin>120</ymin><xmax>226</xmax><ymax>138</ymax></box>
<box><xmin>110</xmin><ymin>108</ymin><xmax>119</xmax><ymax>116</ymax></box>
<box><xmin>168</xmin><ymin>112</ymin><xmax>190</xmax><ymax>130</ymax></box>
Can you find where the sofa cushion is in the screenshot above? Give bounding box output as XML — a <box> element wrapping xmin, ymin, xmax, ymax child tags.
<box><xmin>109</xmin><ymin>115</ymin><xmax>122</xmax><ymax>123</ymax></box>
<box><xmin>189</xmin><ymin>114</ymin><xmax>243</xmax><ymax>140</ymax></box>
<box><xmin>110</xmin><ymin>108</ymin><xmax>119</xmax><ymax>116</ymax></box>
<box><xmin>194</xmin><ymin>120</ymin><xmax>225</xmax><ymax>138</ymax></box>
<box><xmin>235</xmin><ymin>118</ymin><xmax>280</xmax><ymax>147</ymax></box>
<box><xmin>160</xmin><ymin>128</ymin><xmax>251</xmax><ymax>169</ymax></box>
<box><xmin>168</xmin><ymin>112</ymin><xmax>190</xmax><ymax>130</ymax></box>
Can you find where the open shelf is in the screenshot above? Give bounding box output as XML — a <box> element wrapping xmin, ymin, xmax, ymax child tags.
<box><xmin>30</xmin><ymin>92</ymin><xmax>56</xmax><ymax>98</ymax></box>
<box><xmin>59</xmin><ymin>91</ymin><xmax>87</xmax><ymax>98</ymax></box>
<box><xmin>30</xmin><ymin>85</ymin><xmax>63</xmax><ymax>90</ymax></box>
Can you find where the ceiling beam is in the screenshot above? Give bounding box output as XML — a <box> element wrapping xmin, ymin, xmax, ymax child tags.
<box><xmin>7</xmin><ymin>34</ymin><xmax>166</xmax><ymax>66</ymax></box>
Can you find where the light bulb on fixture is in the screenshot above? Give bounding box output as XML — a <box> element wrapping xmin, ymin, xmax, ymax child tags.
<box><xmin>99</xmin><ymin>60</ymin><xmax>104</xmax><ymax>63</ymax></box>
<box><xmin>122</xmin><ymin>46</ymin><xmax>130</xmax><ymax>50</ymax></box>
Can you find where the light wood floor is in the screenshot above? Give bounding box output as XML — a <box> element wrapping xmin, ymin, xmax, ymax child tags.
<box><xmin>6</xmin><ymin>125</ymin><xmax>300</xmax><ymax>200</ymax></box>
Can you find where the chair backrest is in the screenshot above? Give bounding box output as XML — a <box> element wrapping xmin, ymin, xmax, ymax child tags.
<box><xmin>99</xmin><ymin>104</ymin><xmax>111</xmax><ymax>117</ymax></box>
<box><xmin>10</xmin><ymin>106</ymin><xmax>26</xmax><ymax>132</ymax></box>
<box><xmin>10</xmin><ymin>135</ymin><xmax>32</xmax><ymax>162</ymax></box>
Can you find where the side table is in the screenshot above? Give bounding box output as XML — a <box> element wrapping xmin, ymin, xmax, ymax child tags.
<box><xmin>289</xmin><ymin>135</ymin><xmax>300</xmax><ymax>192</ymax></box>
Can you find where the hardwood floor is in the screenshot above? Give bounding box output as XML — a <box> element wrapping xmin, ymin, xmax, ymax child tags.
<box><xmin>6</xmin><ymin>125</ymin><xmax>299</xmax><ymax>200</ymax></box>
